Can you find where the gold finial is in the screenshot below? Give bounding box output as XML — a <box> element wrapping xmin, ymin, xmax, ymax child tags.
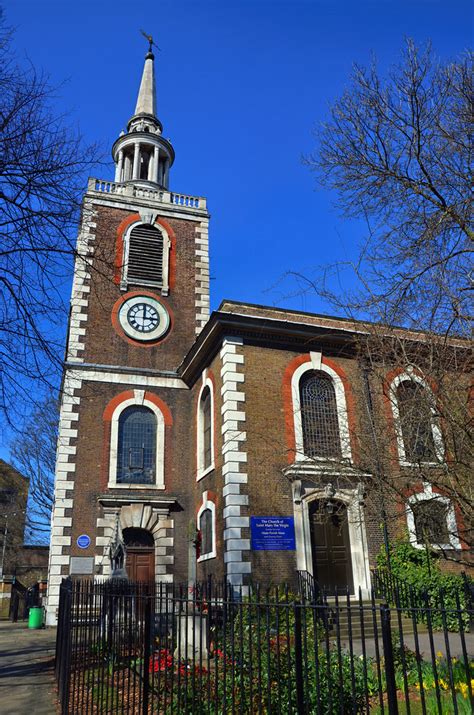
<box><xmin>140</xmin><ymin>30</ymin><xmax>160</xmax><ymax>54</ymax></box>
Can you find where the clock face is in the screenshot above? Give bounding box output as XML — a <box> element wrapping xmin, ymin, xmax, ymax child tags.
<box><xmin>118</xmin><ymin>295</ymin><xmax>170</xmax><ymax>341</ymax></box>
<box><xmin>127</xmin><ymin>302</ymin><xmax>160</xmax><ymax>333</ymax></box>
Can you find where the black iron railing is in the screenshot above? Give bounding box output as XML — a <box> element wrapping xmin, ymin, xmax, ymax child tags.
<box><xmin>54</xmin><ymin>578</ymin><xmax>473</xmax><ymax>715</ymax></box>
<box><xmin>297</xmin><ymin>569</ymin><xmax>322</xmax><ymax>604</ymax></box>
<box><xmin>372</xmin><ymin>567</ymin><xmax>426</xmax><ymax>609</ymax></box>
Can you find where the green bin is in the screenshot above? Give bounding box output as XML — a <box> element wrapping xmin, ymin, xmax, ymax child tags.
<box><xmin>28</xmin><ymin>606</ymin><xmax>44</xmax><ymax>629</ymax></box>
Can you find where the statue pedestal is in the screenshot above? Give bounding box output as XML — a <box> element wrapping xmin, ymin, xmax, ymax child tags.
<box><xmin>173</xmin><ymin>611</ymin><xmax>208</xmax><ymax>661</ymax></box>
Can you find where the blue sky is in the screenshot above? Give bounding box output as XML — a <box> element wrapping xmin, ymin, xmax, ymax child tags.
<box><xmin>1</xmin><ymin>0</ymin><xmax>472</xmax><ymax>462</ymax></box>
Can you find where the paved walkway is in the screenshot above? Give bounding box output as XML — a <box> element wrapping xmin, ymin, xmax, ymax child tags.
<box><xmin>343</xmin><ymin>630</ymin><xmax>474</xmax><ymax>659</ymax></box>
<box><xmin>0</xmin><ymin>620</ymin><xmax>58</xmax><ymax>714</ymax></box>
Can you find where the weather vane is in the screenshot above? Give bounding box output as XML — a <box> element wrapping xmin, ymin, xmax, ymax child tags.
<box><xmin>140</xmin><ymin>30</ymin><xmax>161</xmax><ymax>53</ymax></box>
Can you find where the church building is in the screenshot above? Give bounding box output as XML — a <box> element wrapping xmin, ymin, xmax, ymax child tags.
<box><xmin>45</xmin><ymin>47</ymin><xmax>466</xmax><ymax>625</ymax></box>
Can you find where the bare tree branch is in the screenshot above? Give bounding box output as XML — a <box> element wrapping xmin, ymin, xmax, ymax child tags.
<box><xmin>0</xmin><ymin>11</ymin><xmax>101</xmax><ymax>425</ymax></box>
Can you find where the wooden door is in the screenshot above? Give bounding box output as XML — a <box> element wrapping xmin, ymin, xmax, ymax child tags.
<box><xmin>309</xmin><ymin>500</ymin><xmax>354</xmax><ymax>595</ymax></box>
<box><xmin>126</xmin><ymin>549</ymin><xmax>155</xmax><ymax>583</ymax></box>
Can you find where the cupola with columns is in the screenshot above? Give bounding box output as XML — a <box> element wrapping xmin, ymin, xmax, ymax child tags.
<box><xmin>112</xmin><ymin>47</ymin><xmax>174</xmax><ymax>188</ymax></box>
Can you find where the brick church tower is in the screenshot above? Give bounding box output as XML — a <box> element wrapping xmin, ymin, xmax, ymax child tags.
<box><xmin>46</xmin><ymin>47</ymin><xmax>210</xmax><ymax>624</ymax></box>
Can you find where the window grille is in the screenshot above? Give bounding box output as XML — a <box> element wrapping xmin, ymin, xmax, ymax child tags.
<box><xmin>117</xmin><ymin>406</ymin><xmax>156</xmax><ymax>484</ymax></box>
<box><xmin>122</xmin><ymin>527</ymin><xmax>154</xmax><ymax>548</ymax></box>
<box><xmin>412</xmin><ymin>499</ymin><xmax>450</xmax><ymax>545</ymax></box>
<box><xmin>396</xmin><ymin>381</ymin><xmax>437</xmax><ymax>462</ymax></box>
<box><xmin>201</xmin><ymin>387</ymin><xmax>212</xmax><ymax>470</ymax></box>
<box><xmin>300</xmin><ymin>371</ymin><xmax>342</xmax><ymax>459</ymax></box>
<box><xmin>127</xmin><ymin>224</ymin><xmax>164</xmax><ymax>286</ymax></box>
<box><xmin>200</xmin><ymin>508</ymin><xmax>213</xmax><ymax>556</ymax></box>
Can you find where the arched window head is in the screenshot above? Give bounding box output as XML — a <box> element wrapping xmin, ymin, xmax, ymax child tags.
<box><xmin>117</xmin><ymin>406</ymin><xmax>157</xmax><ymax>484</ymax></box>
<box><xmin>300</xmin><ymin>371</ymin><xmax>342</xmax><ymax>459</ymax></box>
<box><xmin>126</xmin><ymin>224</ymin><xmax>164</xmax><ymax>288</ymax></box>
<box><xmin>396</xmin><ymin>380</ymin><xmax>437</xmax><ymax>463</ymax></box>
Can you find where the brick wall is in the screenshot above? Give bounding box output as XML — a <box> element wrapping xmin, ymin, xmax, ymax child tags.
<box><xmin>82</xmin><ymin>204</ymin><xmax>202</xmax><ymax>371</ymax></box>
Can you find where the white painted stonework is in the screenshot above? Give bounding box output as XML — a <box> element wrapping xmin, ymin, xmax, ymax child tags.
<box><xmin>64</xmin><ymin>369</ymin><xmax>186</xmax><ymax>389</ymax></box>
<box><xmin>291</xmin><ymin>356</ymin><xmax>353</xmax><ymax>463</ymax></box>
<box><xmin>107</xmin><ymin>391</ymin><xmax>166</xmax><ymax>490</ymax></box>
<box><xmin>406</xmin><ymin>482</ymin><xmax>461</xmax><ymax>551</ymax></box>
<box><xmin>120</xmin><ymin>218</ymin><xmax>171</xmax><ymax>295</ymax></box>
<box><xmin>95</xmin><ymin>503</ymin><xmax>174</xmax><ymax>581</ymax></box>
<box><xmin>67</xmin><ymin>200</ymin><xmax>97</xmax><ymax>363</ymax></box>
<box><xmin>197</xmin><ymin>491</ymin><xmax>217</xmax><ymax>562</ymax></box>
<box><xmin>220</xmin><ymin>338</ymin><xmax>251</xmax><ymax>592</ymax></box>
<box><xmin>45</xmin><ymin>371</ymin><xmax>83</xmax><ymax>625</ymax></box>
<box><xmin>87</xmin><ymin>193</ymin><xmax>207</xmax><ymax>221</ymax></box>
<box><xmin>196</xmin><ymin>373</ymin><xmax>215</xmax><ymax>480</ymax></box>
<box><xmin>292</xmin><ymin>484</ymin><xmax>372</xmax><ymax>598</ymax></box>
<box><xmin>389</xmin><ymin>372</ymin><xmax>444</xmax><ymax>467</ymax></box>
<box><xmin>195</xmin><ymin>220</ymin><xmax>210</xmax><ymax>334</ymax></box>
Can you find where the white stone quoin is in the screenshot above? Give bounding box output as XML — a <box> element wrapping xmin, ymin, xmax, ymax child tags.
<box><xmin>220</xmin><ymin>337</ymin><xmax>251</xmax><ymax>593</ymax></box>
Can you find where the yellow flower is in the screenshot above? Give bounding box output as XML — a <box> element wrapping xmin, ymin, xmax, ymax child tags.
<box><xmin>452</xmin><ymin>657</ymin><xmax>457</xmax><ymax>663</ymax></box>
<box><xmin>436</xmin><ymin>651</ymin><xmax>443</xmax><ymax>659</ymax></box>
<box><xmin>458</xmin><ymin>682</ymin><xmax>468</xmax><ymax>698</ymax></box>
<box><xmin>438</xmin><ymin>678</ymin><xmax>448</xmax><ymax>691</ymax></box>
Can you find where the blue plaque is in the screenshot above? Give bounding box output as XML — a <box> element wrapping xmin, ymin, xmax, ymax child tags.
<box><xmin>250</xmin><ymin>516</ymin><xmax>296</xmax><ymax>551</ymax></box>
<box><xmin>77</xmin><ymin>534</ymin><xmax>91</xmax><ymax>549</ymax></box>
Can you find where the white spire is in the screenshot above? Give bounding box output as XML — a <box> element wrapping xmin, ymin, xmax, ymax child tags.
<box><xmin>111</xmin><ymin>45</ymin><xmax>174</xmax><ymax>188</ymax></box>
<box><xmin>134</xmin><ymin>51</ymin><xmax>157</xmax><ymax>117</ymax></box>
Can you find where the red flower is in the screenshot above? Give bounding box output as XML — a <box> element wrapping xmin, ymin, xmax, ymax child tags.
<box><xmin>149</xmin><ymin>649</ymin><xmax>174</xmax><ymax>673</ymax></box>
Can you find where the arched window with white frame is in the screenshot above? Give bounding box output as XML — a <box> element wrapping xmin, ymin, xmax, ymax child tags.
<box><xmin>300</xmin><ymin>371</ymin><xmax>342</xmax><ymax>459</ymax></box>
<box><xmin>108</xmin><ymin>394</ymin><xmax>166</xmax><ymax>489</ymax></box>
<box><xmin>390</xmin><ymin>372</ymin><xmax>443</xmax><ymax>465</ymax></box>
<box><xmin>196</xmin><ymin>376</ymin><xmax>215</xmax><ymax>479</ymax></box>
<box><xmin>197</xmin><ymin>492</ymin><xmax>216</xmax><ymax>561</ymax></box>
<box><xmin>117</xmin><ymin>406</ymin><xmax>156</xmax><ymax>484</ymax></box>
<box><xmin>406</xmin><ymin>484</ymin><xmax>460</xmax><ymax>550</ymax></box>
<box><xmin>291</xmin><ymin>355</ymin><xmax>352</xmax><ymax>462</ymax></box>
<box><xmin>121</xmin><ymin>221</ymin><xmax>170</xmax><ymax>294</ymax></box>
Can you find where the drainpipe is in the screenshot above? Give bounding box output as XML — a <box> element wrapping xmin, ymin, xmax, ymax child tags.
<box><xmin>361</xmin><ymin>366</ymin><xmax>392</xmax><ymax>570</ymax></box>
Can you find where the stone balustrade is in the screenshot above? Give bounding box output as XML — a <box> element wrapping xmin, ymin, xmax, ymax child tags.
<box><xmin>87</xmin><ymin>178</ymin><xmax>206</xmax><ymax>210</ymax></box>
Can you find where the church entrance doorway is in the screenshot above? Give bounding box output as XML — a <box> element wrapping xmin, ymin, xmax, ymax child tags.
<box><xmin>123</xmin><ymin>527</ymin><xmax>155</xmax><ymax>583</ymax></box>
<box><xmin>309</xmin><ymin>500</ymin><xmax>354</xmax><ymax>595</ymax></box>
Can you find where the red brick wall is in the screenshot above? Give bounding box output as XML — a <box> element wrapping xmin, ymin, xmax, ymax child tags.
<box><xmin>66</xmin><ymin>380</ymin><xmax>195</xmax><ymax>583</ymax></box>
<box><xmin>193</xmin><ymin>353</ymin><xmax>226</xmax><ymax>582</ymax></box>
<box><xmin>82</xmin><ymin>204</ymin><xmax>200</xmax><ymax>371</ymax></box>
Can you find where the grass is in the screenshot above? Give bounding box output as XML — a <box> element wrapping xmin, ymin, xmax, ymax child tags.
<box><xmin>372</xmin><ymin>690</ymin><xmax>472</xmax><ymax>715</ymax></box>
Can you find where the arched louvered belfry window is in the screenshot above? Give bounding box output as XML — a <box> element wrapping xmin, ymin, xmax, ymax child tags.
<box><xmin>396</xmin><ymin>381</ymin><xmax>437</xmax><ymax>463</ymax></box>
<box><xmin>127</xmin><ymin>224</ymin><xmax>164</xmax><ymax>287</ymax></box>
<box><xmin>117</xmin><ymin>406</ymin><xmax>157</xmax><ymax>484</ymax></box>
<box><xmin>299</xmin><ymin>370</ymin><xmax>342</xmax><ymax>459</ymax></box>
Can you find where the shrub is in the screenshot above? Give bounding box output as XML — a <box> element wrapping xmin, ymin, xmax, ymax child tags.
<box><xmin>376</xmin><ymin>540</ymin><xmax>471</xmax><ymax>630</ymax></box>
